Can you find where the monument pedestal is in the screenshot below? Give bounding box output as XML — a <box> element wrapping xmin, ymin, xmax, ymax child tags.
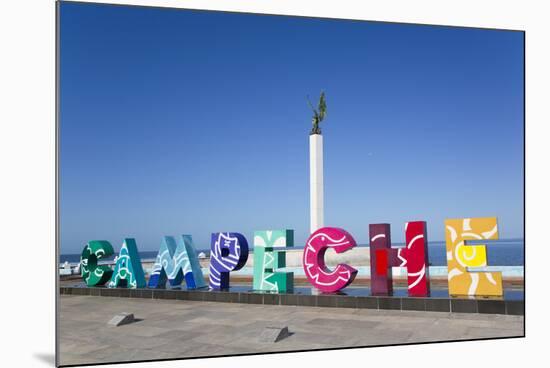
<box><xmin>309</xmin><ymin>134</ymin><xmax>324</xmax><ymax>233</ymax></box>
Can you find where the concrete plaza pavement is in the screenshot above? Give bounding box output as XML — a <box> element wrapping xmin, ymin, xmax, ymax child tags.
<box><xmin>58</xmin><ymin>295</ymin><xmax>524</xmax><ymax>366</ymax></box>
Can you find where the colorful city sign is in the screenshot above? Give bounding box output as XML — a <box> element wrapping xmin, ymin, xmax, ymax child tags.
<box><xmin>445</xmin><ymin>217</ymin><xmax>502</xmax><ymax>296</ymax></box>
<box><xmin>369</xmin><ymin>221</ymin><xmax>430</xmax><ymax>297</ymax></box>
<box><xmin>81</xmin><ymin>240</ymin><xmax>114</xmax><ymax>287</ymax></box>
<box><xmin>108</xmin><ymin>238</ymin><xmax>146</xmax><ymax>289</ymax></box>
<box><xmin>253</xmin><ymin>230</ymin><xmax>294</xmax><ymax>293</ymax></box>
<box><xmin>148</xmin><ymin>235</ymin><xmax>206</xmax><ymax>290</ymax></box>
<box><xmin>303</xmin><ymin>227</ymin><xmax>358</xmax><ymax>293</ymax></box>
<box><xmin>209</xmin><ymin>232</ymin><xmax>249</xmax><ymax>290</ymax></box>
<box><xmin>79</xmin><ymin>217</ymin><xmax>504</xmax><ymax>297</ymax></box>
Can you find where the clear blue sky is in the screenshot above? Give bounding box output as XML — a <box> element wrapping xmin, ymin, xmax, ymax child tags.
<box><xmin>59</xmin><ymin>2</ymin><xmax>524</xmax><ymax>254</ymax></box>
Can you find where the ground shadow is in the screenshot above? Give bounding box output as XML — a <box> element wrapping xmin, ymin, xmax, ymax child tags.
<box><xmin>33</xmin><ymin>353</ymin><xmax>55</xmax><ymax>366</ymax></box>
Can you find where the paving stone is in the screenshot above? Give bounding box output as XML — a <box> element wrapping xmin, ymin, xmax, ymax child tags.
<box><xmin>402</xmin><ymin>298</ymin><xmax>426</xmax><ymax>311</ymax></box>
<box><xmin>451</xmin><ymin>299</ymin><xmax>478</xmax><ymax>313</ymax></box>
<box><xmin>58</xmin><ymin>295</ymin><xmax>524</xmax><ymax>367</ymax></box>
<box><xmin>356</xmin><ymin>297</ymin><xmax>378</xmax><ymax>309</ymax></box>
<box><xmin>378</xmin><ymin>297</ymin><xmax>401</xmax><ymax>310</ymax></box>
<box><xmin>307</xmin><ymin>318</ymin><xmax>380</xmax><ymax>330</ymax></box>
<box><xmin>107</xmin><ymin>313</ymin><xmax>135</xmax><ymax>327</ymax></box>
<box><xmin>477</xmin><ymin>300</ymin><xmax>506</xmax><ymax>314</ymax></box>
<box><xmin>506</xmin><ymin>300</ymin><xmax>525</xmax><ymax>315</ymax></box>
<box><xmin>280</xmin><ymin>294</ymin><xmax>298</xmax><ymax>306</ymax></box>
<box><xmin>259</xmin><ymin>326</ymin><xmax>290</xmax><ymax>343</ymax></box>
<box><xmin>425</xmin><ymin>298</ymin><xmax>450</xmax><ymax>312</ymax></box>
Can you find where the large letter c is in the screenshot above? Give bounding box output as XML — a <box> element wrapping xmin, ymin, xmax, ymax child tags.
<box><xmin>303</xmin><ymin>227</ymin><xmax>358</xmax><ymax>293</ymax></box>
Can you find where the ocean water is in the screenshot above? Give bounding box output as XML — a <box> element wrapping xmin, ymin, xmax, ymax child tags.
<box><xmin>60</xmin><ymin>238</ymin><xmax>524</xmax><ymax>266</ymax></box>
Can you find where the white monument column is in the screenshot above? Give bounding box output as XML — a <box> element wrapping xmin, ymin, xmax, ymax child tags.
<box><xmin>309</xmin><ymin>134</ymin><xmax>324</xmax><ymax>233</ymax></box>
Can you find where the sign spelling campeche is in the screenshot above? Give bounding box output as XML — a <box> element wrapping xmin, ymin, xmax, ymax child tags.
<box><xmin>79</xmin><ymin>217</ymin><xmax>503</xmax><ymax>297</ymax></box>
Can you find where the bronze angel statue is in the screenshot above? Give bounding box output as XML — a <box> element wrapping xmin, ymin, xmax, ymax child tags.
<box><xmin>308</xmin><ymin>91</ymin><xmax>327</xmax><ymax>135</ymax></box>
